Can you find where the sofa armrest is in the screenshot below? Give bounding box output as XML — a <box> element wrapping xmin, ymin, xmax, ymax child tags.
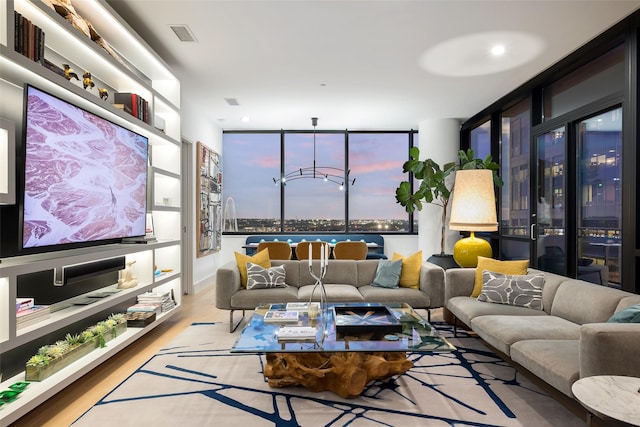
<box><xmin>580</xmin><ymin>323</ymin><xmax>640</xmax><ymax>378</ymax></box>
<box><xmin>419</xmin><ymin>261</ymin><xmax>445</xmax><ymax>308</ymax></box>
<box><xmin>215</xmin><ymin>261</ymin><xmax>242</xmax><ymax>310</ymax></box>
<box><xmin>444</xmin><ymin>268</ymin><xmax>476</xmax><ymax>305</ymax></box>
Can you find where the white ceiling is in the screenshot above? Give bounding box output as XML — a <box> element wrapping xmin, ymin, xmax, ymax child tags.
<box><xmin>106</xmin><ymin>0</ymin><xmax>640</xmax><ymax>131</ymax></box>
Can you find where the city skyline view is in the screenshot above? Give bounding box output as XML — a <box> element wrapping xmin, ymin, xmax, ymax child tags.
<box><xmin>222</xmin><ymin>131</ymin><xmax>413</xmax><ymax>224</ymax></box>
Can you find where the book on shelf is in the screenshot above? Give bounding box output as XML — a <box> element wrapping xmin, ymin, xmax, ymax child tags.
<box><xmin>16</xmin><ymin>297</ymin><xmax>34</xmax><ymax>312</ymax></box>
<box><xmin>127</xmin><ymin>303</ymin><xmax>162</xmax><ymax>315</ymax></box>
<box><xmin>264</xmin><ymin>310</ymin><xmax>299</xmax><ymax>323</ymax></box>
<box><xmin>285</xmin><ymin>302</ymin><xmax>320</xmax><ymax>313</ymax></box>
<box><xmin>277</xmin><ymin>326</ymin><xmax>318</xmax><ymax>340</ymax></box>
<box><xmin>137</xmin><ymin>290</ymin><xmax>175</xmax><ymax>312</ymax></box>
<box><xmin>14</xmin><ymin>12</ymin><xmax>45</xmax><ymax>64</ymax></box>
<box><xmin>113</xmin><ymin>93</ymin><xmax>150</xmax><ymax>124</ymax></box>
<box><xmin>17</xmin><ymin>305</ymin><xmax>50</xmax><ymax>329</ymax></box>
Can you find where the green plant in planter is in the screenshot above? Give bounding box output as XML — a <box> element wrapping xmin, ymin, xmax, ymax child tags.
<box><xmin>395</xmin><ymin>148</ymin><xmax>503</xmax><ymax>256</ymax></box>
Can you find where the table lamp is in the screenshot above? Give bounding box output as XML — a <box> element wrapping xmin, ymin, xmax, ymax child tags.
<box><xmin>449</xmin><ymin>169</ymin><xmax>498</xmax><ymax>267</ymax></box>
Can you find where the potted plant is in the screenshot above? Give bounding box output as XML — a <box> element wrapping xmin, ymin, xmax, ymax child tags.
<box><xmin>395</xmin><ymin>148</ymin><xmax>502</xmax><ymax>268</ymax></box>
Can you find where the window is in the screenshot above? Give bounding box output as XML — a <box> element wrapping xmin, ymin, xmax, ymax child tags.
<box><xmin>221</xmin><ymin>133</ymin><xmax>281</xmax><ymax>232</ymax></box>
<box><xmin>348</xmin><ymin>133</ymin><xmax>411</xmax><ymax>232</ymax></box>
<box><xmin>470</xmin><ymin>121</ymin><xmax>491</xmax><ymax>160</ymax></box>
<box><xmin>222</xmin><ymin>130</ymin><xmax>414</xmax><ymax>233</ymax></box>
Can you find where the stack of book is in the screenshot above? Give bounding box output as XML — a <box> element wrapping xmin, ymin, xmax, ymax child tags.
<box><xmin>16</xmin><ymin>298</ymin><xmax>50</xmax><ymax>329</ymax></box>
<box><xmin>14</xmin><ymin>12</ymin><xmax>45</xmax><ymax>64</ymax></box>
<box><xmin>126</xmin><ymin>302</ymin><xmax>161</xmax><ymax>315</ymax></box>
<box><xmin>136</xmin><ymin>290</ymin><xmax>176</xmax><ymax>313</ymax></box>
<box><xmin>113</xmin><ymin>92</ymin><xmax>150</xmax><ymax>124</ymax></box>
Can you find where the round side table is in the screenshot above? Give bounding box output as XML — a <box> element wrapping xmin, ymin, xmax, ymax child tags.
<box><xmin>572</xmin><ymin>375</ymin><xmax>640</xmax><ymax>426</ymax></box>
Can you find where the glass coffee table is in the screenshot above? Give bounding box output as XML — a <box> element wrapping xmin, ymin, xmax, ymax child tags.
<box><xmin>231</xmin><ymin>302</ymin><xmax>455</xmax><ymax>398</ymax></box>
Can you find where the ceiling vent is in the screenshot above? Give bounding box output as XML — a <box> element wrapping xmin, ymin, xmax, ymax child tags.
<box><xmin>225</xmin><ymin>98</ymin><xmax>240</xmax><ymax>106</ymax></box>
<box><xmin>169</xmin><ymin>25</ymin><xmax>197</xmax><ymax>42</ymax></box>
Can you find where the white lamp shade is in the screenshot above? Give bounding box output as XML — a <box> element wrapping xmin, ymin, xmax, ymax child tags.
<box><xmin>449</xmin><ymin>169</ymin><xmax>498</xmax><ymax>232</ymax></box>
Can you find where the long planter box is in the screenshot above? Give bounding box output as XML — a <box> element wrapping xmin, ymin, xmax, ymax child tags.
<box><xmin>25</xmin><ymin>322</ymin><xmax>127</xmax><ymax>382</ymax></box>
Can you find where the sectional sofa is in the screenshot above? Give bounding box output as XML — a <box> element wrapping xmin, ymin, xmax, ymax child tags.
<box><xmin>445</xmin><ymin>267</ymin><xmax>640</xmax><ymax>397</ymax></box>
<box><xmin>215</xmin><ymin>259</ymin><xmax>445</xmax><ymax>331</ymax></box>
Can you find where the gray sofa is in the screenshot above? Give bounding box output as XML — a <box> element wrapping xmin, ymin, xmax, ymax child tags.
<box><xmin>445</xmin><ymin>267</ymin><xmax>640</xmax><ymax>397</ymax></box>
<box><xmin>216</xmin><ymin>259</ymin><xmax>445</xmax><ymax>331</ymax></box>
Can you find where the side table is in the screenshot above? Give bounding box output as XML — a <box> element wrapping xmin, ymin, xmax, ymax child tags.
<box><xmin>572</xmin><ymin>375</ymin><xmax>640</xmax><ymax>426</ymax></box>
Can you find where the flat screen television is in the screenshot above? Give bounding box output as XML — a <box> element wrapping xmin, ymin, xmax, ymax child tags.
<box><xmin>20</xmin><ymin>84</ymin><xmax>149</xmax><ymax>253</ymax></box>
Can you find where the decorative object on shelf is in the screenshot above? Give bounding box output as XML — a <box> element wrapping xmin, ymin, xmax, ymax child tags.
<box><xmin>449</xmin><ymin>169</ymin><xmax>498</xmax><ymax>267</ymax></box>
<box><xmin>25</xmin><ymin>313</ymin><xmax>127</xmax><ymax>381</ymax></box>
<box><xmin>43</xmin><ymin>0</ymin><xmax>127</xmax><ymax>68</ymax></box>
<box><xmin>82</xmin><ymin>71</ymin><xmax>95</xmax><ymax>90</ymax></box>
<box><xmin>395</xmin><ymin>148</ymin><xmax>502</xmax><ymax>265</ymax></box>
<box><xmin>62</xmin><ymin>63</ymin><xmax>79</xmax><ymax>81</ymax></box>
<box><xmin>196</xmin><ymin>141</ymin><xmax>222</xmax><ymax>257</ymax></box>
<box><xmin>98</xmin><ymin>88</ymin><xmax>108</xmax><ymax>100</ymax></box>
<box><xmin>117</xmin><ymin>260</ymin><xmax>138</xmax><ymax>289</ymax></box>
<box><xmin>273</xmin><ymin>117</ymin><xmax>355</xmax><ymax>190</ymax></box>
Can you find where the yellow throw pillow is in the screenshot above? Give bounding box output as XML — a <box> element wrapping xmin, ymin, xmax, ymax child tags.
<box><xmin>391</xmin><ymin>250</ymin><xmax>422</xmax><ymax>289</ymax></box>
<box><xmin>472</xmin><ymin>256</ymin><xmax>529</xmax><ymax>297</ymax></box>
<box><xmin>235</xmin><ymin>249</ymin><xmax>271</xmax><ymax>288</ymax></box>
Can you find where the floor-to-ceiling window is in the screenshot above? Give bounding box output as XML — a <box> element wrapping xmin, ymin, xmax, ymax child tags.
<box><xmin>222</xmin><ymin>130</ymin><xmax>414</xmax><ymax>234</ymax></box>
<box><xmin>460</xmin><ymin>26</ymin><xmax>635</xmax><ymax>291</ymax></box>
<box><xmin>576</xmin><ymin>108</ymin><xmax>622</xmax><ymax>285</ymax></box>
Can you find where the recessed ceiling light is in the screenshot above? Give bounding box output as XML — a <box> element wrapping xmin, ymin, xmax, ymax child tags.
<box><xmin>491</xmin><ymin>45</ymin><xmax>506</xmax><ymax>56</ymax></box>
<box><xmin>241</xmin><ymin>116</ymin><xmax>250</xmax><ymax>123</ymax></box>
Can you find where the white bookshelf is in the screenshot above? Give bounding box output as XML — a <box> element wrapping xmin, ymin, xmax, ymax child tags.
<box><xmin>0</xmin><ymin>0</ymin><xmax>182</xmax><ymax>424</ymax></box>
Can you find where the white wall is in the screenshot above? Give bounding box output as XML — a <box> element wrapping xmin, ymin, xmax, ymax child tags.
<box><xmin>417</xmin><ymin>119</ymin><xmax>461</xmax><ymax>256</ymax></box>
<box><xmin>181</xmin><ymin>111</ymin><xmax>223</xmax><ymax>293</ymax></box>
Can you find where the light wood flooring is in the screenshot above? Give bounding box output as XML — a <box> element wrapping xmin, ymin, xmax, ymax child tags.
<box><xmin>11</xmin><ymin>284</ymin><xmax>223</xmax><ymax>427</ymax></box>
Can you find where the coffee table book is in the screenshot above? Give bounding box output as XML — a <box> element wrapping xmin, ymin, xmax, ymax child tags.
<box><xmin>285</xmin><ymin>302</ymin><xmax>320</xmax><ymax>313</ymax></box>
<box><xmin>277</xmin><ymin>326</ymin><xmax>317</xmax><ymax>340</ymax></box>
<box><xmin>264</xmin><ymin>310</ymin><xmax>299</xmax><ymax>323</ymax></box>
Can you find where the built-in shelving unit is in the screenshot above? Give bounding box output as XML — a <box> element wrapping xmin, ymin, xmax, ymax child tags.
<box><xmin>0</xmin><ymin>0</ymin><xmax>182</xmax><ymax>424</ymax></box>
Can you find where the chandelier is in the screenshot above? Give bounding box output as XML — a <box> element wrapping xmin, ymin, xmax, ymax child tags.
<box><xmin>273</xmin><ymin>117</ymin><xmax>355</xmax><ymax>190</ymax></box>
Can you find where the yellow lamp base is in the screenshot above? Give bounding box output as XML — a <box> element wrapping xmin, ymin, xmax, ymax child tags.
<box><xmin>453</xmin><ymin>232</ymin><xmax>492</xmax><ymax>268</ymax></box>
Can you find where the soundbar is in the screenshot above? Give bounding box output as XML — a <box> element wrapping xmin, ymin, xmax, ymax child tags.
<box><xmin>54</xmin><ymin>256</ymin><xmax>126</xmax><ymax>286</ymax></box>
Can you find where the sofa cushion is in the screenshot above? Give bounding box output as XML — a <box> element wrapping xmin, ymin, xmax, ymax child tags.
<box><xmin>235</xmin><ymin>249</ymin><xmax>270</xmax><ymax>288</ymax></box>
<box><xmin>355</xmin><ymin>260</ymin><xmax>379</xmax><ymax>286</ymax></box>
<box><xmin>447</xmin><ymin>296</ymin><xmax>548</xmax><ymax>329</ymax></box>
<box><xmin>472</xmin><ymin>257</ymin><xmax>529</xmax><ymax>297</ymax></box>
<box><xmin>246</xmin><ymin>263</ymin><xmax>287</xmax><ymax>290</ymax></box>
<box><xmin>471</xmin><ymin>315</ymin><xmax>580</xmax><ymax>356</ymax></box>
<box><xmin>510</xmin><ymin>340</ymin><xmax>580</xmax><ymax>397</ymax></box>
<box><xmin>607</xmin><ymin>303</ymin><xmax>640</xmax><ymax>323</ymax></box>
<box><xmin>299</xmin><ymin>260</ymin><xmax>359</xmax><ymax>287</ymax></box>
<box><xmin>371</xmin><ymin>259</ymin><xmax>402</xmax><ymax>288</ymax></box>
<box><xmin>477</xmin><ymin>271</ymin><xmax>544</xmax><ymax>310</ymax></box>
<box><xmin>230</xmin><ymin>287</ymin><xmax>299</xmax><ymax>309</ymax></box>
<box><xmin>298</xmin><ymin>284</ymin><xmax>365</xmax><ymax>302</ymax></box>
<box><xmin>550</xmin><ymin>280</ymin><xmax>628</xmax><ymax>324</ymax></box>
<box><xmin>359</xmin><ymin>285</ymin><xmax>430</xmax><ymax>308</ymax></box>
<box><xmin>392</xmin><ymin>250</ymin><xmax>422</xmax><ymax>289</ymax></box>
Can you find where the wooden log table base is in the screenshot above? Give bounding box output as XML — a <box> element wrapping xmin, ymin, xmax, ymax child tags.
<box><xmin>264</xmin><ymin>351</ymin><xmax>413</xmax><ymax>399</ymax></box>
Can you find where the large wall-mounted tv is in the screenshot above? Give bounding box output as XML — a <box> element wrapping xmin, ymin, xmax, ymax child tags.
<box><xmin>20</xmin><ymin>84</ymin><xmax>148</xmax><ymax>253</ymax></box>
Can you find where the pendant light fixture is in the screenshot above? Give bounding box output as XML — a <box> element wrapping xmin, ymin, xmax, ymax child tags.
<box><xmin>273</xmin><ymin>117</ymin><xmax>355</xmax><ymax>190</ymax></box>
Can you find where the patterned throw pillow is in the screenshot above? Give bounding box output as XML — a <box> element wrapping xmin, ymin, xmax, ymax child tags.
<box><xmin>471</xmin><ymin>257</ymin><xmax>529</xmax><ymax>297</ymax></box>
<box><xmin>477</xmin><ymin>271</ymin><xmax>545</xmax><ymax>310</ymax></box>
<box><xmin>246</xmin><ymin>262</ymin><xmax>287</xmax><ymax>290</ymax></box>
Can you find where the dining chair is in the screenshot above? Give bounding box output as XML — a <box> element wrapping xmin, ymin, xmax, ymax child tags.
<box><xmin>332</xmin><ymin>241</ymin><xmax>368</xmax><ymax>260</ymax></box>
<box><xmin>257</xmin><ymin>241</ymin><xmax>292</xmax><ymax>260</ymax></box>
<box><xmin>295</xmin><ymin>241</ymin><xmax>330</xmax><ymax>260</ymax></box>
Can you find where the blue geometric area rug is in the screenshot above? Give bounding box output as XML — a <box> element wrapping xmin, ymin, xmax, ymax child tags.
<box><xmin>73</xmin><ymin>321</ymin><xmax>583</xmax><ymax>427</ymax></box>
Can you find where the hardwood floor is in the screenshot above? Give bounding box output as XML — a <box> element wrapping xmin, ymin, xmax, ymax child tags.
<box><xmin>11</xmin><ymin>284</ymin><xmax>223</xmax><ymax>427</ymax></box>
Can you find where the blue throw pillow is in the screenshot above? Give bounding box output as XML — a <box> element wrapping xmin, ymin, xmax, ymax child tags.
<box><xmin>607</xmin><ymin>303</ymin><xmax>640</xmax><ymax>323</ymax></box>
<box><xmin>371</xmin><ymin>259</ymin><xmax>403</xmax><ymax>288</ymax></box>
